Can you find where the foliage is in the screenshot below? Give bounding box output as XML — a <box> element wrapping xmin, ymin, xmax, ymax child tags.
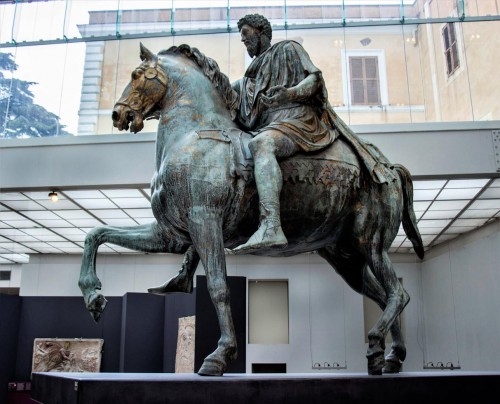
<box><xmin>0</xmin><ymin>52</ymin><xmax>72</xmax><ymax>138</ymax></box>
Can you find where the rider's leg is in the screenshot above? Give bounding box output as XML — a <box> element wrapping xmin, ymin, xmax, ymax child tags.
<box><xmin>233</xmin><ymin>129</ymin><xmax>299</xmax><ymax>252</ymax></box>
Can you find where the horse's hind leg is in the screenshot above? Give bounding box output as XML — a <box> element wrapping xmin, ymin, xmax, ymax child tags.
<box><xmin>79</xmin><ymin>222</ymin><xmax>182</xmax><ymax>322</ymax></box>
<box><xmin>364</xmin><ymin>247</ymin><xmax>410</xmax><ymax>375</ymax></box>
<box><xmin>188</xmin><ymin>209</ymin><xmax>236</xmax><ymax>376</ymax></box>
<box><xmin>318</xmin><ymin>245</ymin><xmax>406</xmax><ymax>374</ymax></box>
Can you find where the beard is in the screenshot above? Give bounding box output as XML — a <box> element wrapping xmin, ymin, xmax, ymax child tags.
<box><xmin>245</xmin><ymin>35</ymin><xmax>261</xmax><ymax>58</ymax></box>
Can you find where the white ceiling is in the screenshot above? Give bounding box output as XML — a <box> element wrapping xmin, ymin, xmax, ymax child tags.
<box><xmin>0</xmin><ymin>177</ymin><xmax>499</xmax><ymax>264</ymax></box>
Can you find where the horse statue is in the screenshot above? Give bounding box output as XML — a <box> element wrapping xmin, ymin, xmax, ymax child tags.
<box><xmin>79</xmin><ymin>43</ymin><xmax>424</xmax><ymax>376</ymax></box>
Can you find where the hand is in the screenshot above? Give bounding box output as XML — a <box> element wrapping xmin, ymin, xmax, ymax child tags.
<box><xmin>260</xmin><ymin>86</ymin><xmax>291</xmax><ymax>108</ymax></box>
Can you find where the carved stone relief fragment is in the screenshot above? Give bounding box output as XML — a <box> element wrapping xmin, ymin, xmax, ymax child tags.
<box><xmin>175</xmin><ymin>316</ymin><xmax>196</xmax><ymax>373</ymax></box>
<box><xmin>32</xmin><ymin>338</ymin><xmax>104</xmax><ymax>373</ymax></box>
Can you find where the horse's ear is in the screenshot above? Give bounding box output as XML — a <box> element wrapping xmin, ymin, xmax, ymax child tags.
<box><xmin>140</xmin><ymin>42</ymin><xmax>154</xmax><ymax>62</ymax></box>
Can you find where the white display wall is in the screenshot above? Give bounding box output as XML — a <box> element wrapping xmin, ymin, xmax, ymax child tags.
<box><xmin>18</xmin><ymin>220</ymin><xmax>500</xmax><ymax>373</ymax></box>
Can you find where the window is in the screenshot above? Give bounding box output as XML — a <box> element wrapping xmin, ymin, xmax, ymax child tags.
<box><xmin>442</xmin><ymin>22</ymin><xmax>460</xmax><ymax>76</ymax></box>
<box><xmin>0</xmin><ymin>271</ymin><xmax>11</xmax><ymax>281</ymax></box>
<box><xmin>349</xmin><ymin>56</ymin><xmax>381</xmax><ymax>105</ymax></box>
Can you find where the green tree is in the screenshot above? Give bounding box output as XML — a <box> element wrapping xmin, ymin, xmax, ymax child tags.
<box><xmin>0</xmin><ymin>52</ymin><xmax>72</xmax><ymax>138</ymax></box>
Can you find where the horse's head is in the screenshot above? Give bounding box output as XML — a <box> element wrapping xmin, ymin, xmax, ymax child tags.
<box><xmin>112</xmin><ymin>43</ymin><xmax>167</xmax><ymax>133</ymax></box>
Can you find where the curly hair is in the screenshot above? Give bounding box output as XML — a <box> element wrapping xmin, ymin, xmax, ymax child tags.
<box><xmin>237</xmin><ymin>14</ymin><xmax>272</xmax><ymax>41</ymax></box>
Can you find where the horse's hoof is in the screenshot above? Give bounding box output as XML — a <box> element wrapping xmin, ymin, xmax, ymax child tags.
<box><xmin>367</xmin><ymin>351</ymin><xmax>385</xmax><ymax>375</ymax></box>
<box><xmin>86</xmin><ymin>293</ymin><xmax>107</xmax><ymax>323</ymax></box>
<box><xmin>197</xmin><ymin>357</ymin><xmax>226</xmax><ymax>376</ymax></box>
<box><xmin>148</xmin><ymin>275</ymin><xmax>193</xmax><ymax>295</ymax></box>
<box><xmin>368</xmin><ymin>367</ymin><xmax>383</xmax><ymax>376</ymax></box>
<box><xmin>383</xmin><ymin>358</ymin><xmax>402</xmax><ymax>374</ymax></box>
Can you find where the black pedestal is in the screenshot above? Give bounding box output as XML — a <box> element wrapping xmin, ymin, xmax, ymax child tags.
<box><xmin>31</xmin><ymin>371</ymin><xmax>500</xmax><ymax>404</ymax></box>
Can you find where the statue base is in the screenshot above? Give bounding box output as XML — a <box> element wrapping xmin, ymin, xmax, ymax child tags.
<box><xmin>31</xmin><ymin>371</ymin><xmax>500</xmax><ymax>404</ymax></box>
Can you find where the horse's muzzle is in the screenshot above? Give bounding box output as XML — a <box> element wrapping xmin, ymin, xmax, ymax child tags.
<box><xmin>112</xmin><ymin>105</ymin><xmax>145</xmax><ymax>133</ymax></box>
<box><xmin>112</xmin><ymin>106</ymin><xmax>134</xmax><ymax>132</ymax></box>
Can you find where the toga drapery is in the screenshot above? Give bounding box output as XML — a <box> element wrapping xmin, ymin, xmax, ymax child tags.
<box><xmin>234</xmin><ymin>40</ymin><xmax>396</xmax><ymax>184</ymax></box>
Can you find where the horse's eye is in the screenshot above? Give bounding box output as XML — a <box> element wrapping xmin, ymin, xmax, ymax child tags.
<box><xmin>131</xmin><ymin>70</ymin><xmax>142</xmax><ymax>80</ymax></box>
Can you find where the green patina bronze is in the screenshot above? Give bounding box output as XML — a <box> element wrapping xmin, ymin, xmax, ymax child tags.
<box><xmin>79</xmin><ymin>14</ymin><xmax>423</xmax><ymax>376</ymax></box>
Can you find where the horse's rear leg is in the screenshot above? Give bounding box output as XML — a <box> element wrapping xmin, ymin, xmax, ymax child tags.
<box><xmin>79</xmin><ymin>222</ymin><xmax>181</xmax><ymax>322</ymax></box>
<box><xmin>188</xmin><ymin>209</ymin><xmax>237</xmax><ymax>376</ymax></box>
<box><xmin>365</xmin><ymin>248</ymin><xmax>410</xmax><ymax>375</ymax></box>
<box><xmin>318</xmin><ymin>246</ymin><xmax>406</xmax><ymax>374</ymax></box>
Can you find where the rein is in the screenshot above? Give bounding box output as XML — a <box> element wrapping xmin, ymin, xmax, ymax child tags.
<box><xmin>115</xmin><ymin>59</ymin><xmax>168</xmax><ymax>112</ymax></box>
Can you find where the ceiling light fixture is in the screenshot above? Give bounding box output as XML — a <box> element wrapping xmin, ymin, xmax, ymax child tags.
<box><xmin>48</xmin><ymin>191</ymin><xmax>59</xmax><ymax>202</ymax></box>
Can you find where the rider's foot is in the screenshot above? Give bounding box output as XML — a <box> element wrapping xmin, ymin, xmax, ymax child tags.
<box><xmin>232</xmin><ymin>219</ymin><xmax>287</xmax><ymax>254</ymax></box>
<box><xmin>148</xmin><ymin>274</ymin><xmax>193</xmax><ymax>295</ymax></box>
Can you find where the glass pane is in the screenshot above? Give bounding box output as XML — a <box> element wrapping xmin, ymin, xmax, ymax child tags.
<box><xmin>340</xmin><ymin>24</ymin><xmax>412</xmax><ymax>124</ymax></box>
<box><xmin>461</xmin><ymin>20</ymin><xmax>500</xmax><ymax>120</ymax></box>
<box><xmin>417</xmin><ymin>21</ymin><xmax>473</xmax><ymax>122</ymax></box>
<box><xmin>10</xmin><ymin>0</ymin><xmax>67</xmax><ymax>43</ymax></box>
<box><xmin>421</xmin><ymin>210</ymin><xmax>461</xmax><ymax>220</ymax></box>
<box><xmin>465</xmin><ymin>0</ymin><xmax>500</xmax><ymax>17</ymax></box>
<box><xmin>118</xmin><ymin>0</ymin><xmax>172</xmax><ymax>36</ymax></box>
<box><xmin>0</xmin><ymin>47</ymin><xmax>16</xmax><ymax>139</ymax></box>
<box><xmin>449</xmin><ymin>22</ymin><xmax>456</xmax><ymax>43</ymax></box>
<box><xmin>352</xmin><ymin>79</ymin><xmax>365</xmax><ymax>104</ymax></box>
<box><xmin>2</xmin><ymin>1</ymin><xmax>499</xmax><ymax>140</ymax></box>
<box><xmin>350</xmin><ymin>57</ymin><xmax>363</xmax><ymax>79</ymax></box>
<box><xmin>1</xmin><ymin>43</ymin><xmax>83</xmax><ymax>138</ymax></box>
<box><xmin>443</xmin><ymin>25</ymin><xmax>450</xmax><ymax>50</ymax></box>
<box><xmin>419</xmin><ymin>0</ymin><xmax>461</xmax><ymax>19</ymax></box>
<box><xmin>285</xmin><ymin>0</ymin><xmax>342</xmax><ymax>26</ymax></box>
<box><xmin>436</xmin><ymin>188</ymin><xmax>481</xmax><ymax>200</ymax></box>
<box><xmin>90</xmin><ymin>37</ymin><xmax>166</xmax><ymax>136</ymax></box>
<box><xmin>0</xmin><ymin>2</ymin><xmax>16</xmax><ymax>44</ymax></box>
<box><xmin>173</xmin><ymin>0</ymin><xmax>228</xmax><ymax>33</ymax></box>
<box><xmin>446</xmin><ymin>179</ymin><xmax>489</xmax><ymax>188</ymax></box>
<box><xmin>344</xmin><ymin>0</ymin><xmax>403</xmax><ymax>23</ymax></box>
<box><xmin>364</xmin><ymin>57</ymin><xmax>378</xmax><ymax>79</ymax></box>
<box><xmin>366</xmin><ymin>79</ymin><xmax>380</xmax><ymax>103</ymax></box>
<box><xmin>230</xmin><ymin>1</ymin><xmax>285</xmax><ymax>33</ymax></box>
<box><xmin>401</xmin><ymin>25</ymin><xmax>429</xmax><ymax>123</ymax></box>
<box><xmin>65</xmin><ymin>1</ymin><xmax>120</xmax><ymax>40</ymax></box>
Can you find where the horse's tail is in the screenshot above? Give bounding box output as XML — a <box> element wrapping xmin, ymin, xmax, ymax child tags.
<box><xmin>394</xmin><ymin>164</ymin><xmax>425</xmax><ymax>259</ymax></box>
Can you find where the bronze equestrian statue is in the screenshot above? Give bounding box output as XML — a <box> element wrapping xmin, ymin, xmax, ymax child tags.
<box><xmin>79</xmin><ymin>14</ymin><xmax>424</xmax><ymax>376</ymax></box>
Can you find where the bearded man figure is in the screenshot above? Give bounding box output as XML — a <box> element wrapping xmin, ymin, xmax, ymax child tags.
<box><xmin>231</xmin><ymin>13</ymin><xmax>337</xmax><ymax>253</ymax></box>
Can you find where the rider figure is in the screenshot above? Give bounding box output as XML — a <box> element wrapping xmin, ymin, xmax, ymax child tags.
<box><xmin>232</xmin><ymin>14</ymin><xmax>337</xmax><ymax>253</ymax></box>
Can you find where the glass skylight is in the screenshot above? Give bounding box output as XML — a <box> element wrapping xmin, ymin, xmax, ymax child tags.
<box><xmin>0</xmin><ymin>177</ymin><xmax>498</xmax><ymax>263</ymax></box>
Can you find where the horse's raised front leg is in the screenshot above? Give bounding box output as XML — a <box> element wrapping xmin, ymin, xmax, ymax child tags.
<box><xmin>79</xmin><ymin>222</ymin><xmax>183</xmax><ymax>322</ymax></box>
<box><xmin>148</xmin><ymin>245</ymin><xmax>199</xmax><ymax>295</ymax></box>
<box><xmin>188</xmin><ymin>208</ymin><xmax>237</xmax><ymax>376</ymax></box>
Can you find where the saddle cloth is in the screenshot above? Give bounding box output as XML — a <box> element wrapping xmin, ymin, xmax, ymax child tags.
<box><xmin>196</xmin><ymin>128</ymin><xmax>254</xmax><ymax>181</ymax></box>
<box><xmin>195</xmin><ymin>128</ymin><xmax>361</xmax><ymax>186</ymax></box>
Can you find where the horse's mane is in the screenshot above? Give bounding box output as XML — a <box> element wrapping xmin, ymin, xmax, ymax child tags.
<box><xmin>159</xmin><ymin>44</ymin><xmax>238</xmax><ymax>120</ymax></box>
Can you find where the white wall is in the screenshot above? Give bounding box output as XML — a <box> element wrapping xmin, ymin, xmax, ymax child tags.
<box><xmin>17</xmin><ymin>220</ymin><xmax>499</xmax><ymax>373</ymax></box>
<box><xmin>421</xmin><ymin>219</ymin><xmax>500</xmax><ymax>371</ymax></box>
<box><xmin>19</xmin><ymin>249</ymin><xmax>421</xmax><ymax>373</ymax></box>
<box><xmin>20</xmin><ymin>253</ymin><xmax>185</xmax><ymax>297</ymax></box>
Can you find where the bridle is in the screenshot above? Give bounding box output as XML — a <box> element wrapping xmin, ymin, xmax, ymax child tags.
<box><xmin>114</xmin><ymin>58</ymin><xmax>168</xmax><ymax>113</ymax></box>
